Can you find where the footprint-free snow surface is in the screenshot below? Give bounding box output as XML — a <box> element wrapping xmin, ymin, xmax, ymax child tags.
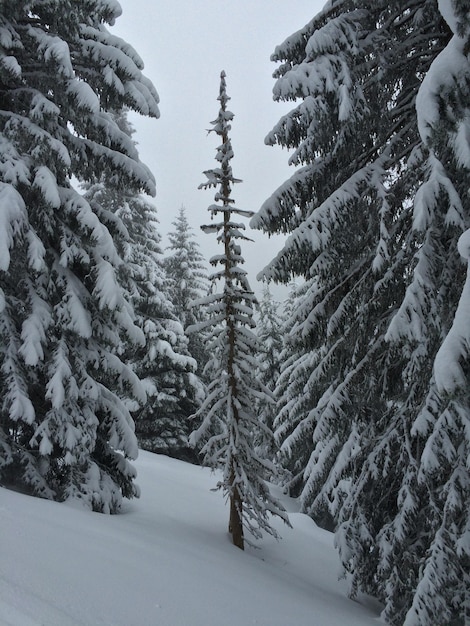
<box><xmin>1</xmin><ymin>451</ymin><xmax>382</xmax><ymax>625</ymax></box>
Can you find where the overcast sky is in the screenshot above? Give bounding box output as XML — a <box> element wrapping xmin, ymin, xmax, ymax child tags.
<box><xmin>113</xmin><ymin>1</ymin><xmax>325</xmax><ymax>299</ymax></box>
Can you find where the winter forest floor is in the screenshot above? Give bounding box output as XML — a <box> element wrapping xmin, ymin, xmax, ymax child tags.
<box><xmin>0</xmin><ymin>451</ymin><xmax>383</xmax><ymax>626</ymax></box>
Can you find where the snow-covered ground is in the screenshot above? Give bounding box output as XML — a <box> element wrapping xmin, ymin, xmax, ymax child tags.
<box><xmin>0</xmin><ymin>451</ymin><xmax>382</xmax><ymax>625</ymax></box>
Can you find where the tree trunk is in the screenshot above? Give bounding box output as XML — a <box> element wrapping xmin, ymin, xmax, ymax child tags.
<box><xmin>229</xmin><ymin>466</ymin><xmax>244</xmax><ymax>550</ymax></box>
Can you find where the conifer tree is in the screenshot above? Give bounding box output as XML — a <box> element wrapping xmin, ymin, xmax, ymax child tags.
<box><xmin>252</xmin><ymin>1</ymin><xmax>469</xmax><ymax>624</ymax></box>
<box><xmin>190</xmin><ymin>72</ymin><xmax>289</xmax><ymax>549</ymax></box>
<box><xmin>0</xmin><ymin>0</ymin><xmax>159</xmax><ymax>511</ymax></box>
<box><xmin>254</xmin><ymin>285</ymin><xmax>283</xmax><ymax>468</ymax></box>
<box><xmin>84</xmin><ymin>113</ymin><xmax>201</xmax><ymax>462</ymax></box>
<box><xmin>272</xmin><ymin>279</ymin><xmax>331</xmax><ymax>512</ymax></box>
<box><xmin>119</xmin><ymin>196</ymin><xmax>201</xmax><ymax>461</ymax></box>
<box><xmin>398</xmin><ymin>4</ymin><xmax>470</xmax><ymax>623</ymax></box>
<box><xmin>252</xmin><ymin>0</ymin><xmax>445</xmax><ymax>527</ymax></box>
<box><xmin>164</xmin><ymin>206</ymin><xmax>210</xmax><ymax>375</ymax></box>
<box><xmin>336</xmin><ymin>4</ymin><xmax>470</xmax><ymax>624</ymax></box>
<box><xmin>256</xmin><ymin>285</ymin><xmax>283</xmax><ymax>395</ymax></box>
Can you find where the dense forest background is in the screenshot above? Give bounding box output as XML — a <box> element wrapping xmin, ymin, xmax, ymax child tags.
<box><xmin>0</xmin><ymin>2</ymin><xmax>469</xmax><ymax>625</ymax></box>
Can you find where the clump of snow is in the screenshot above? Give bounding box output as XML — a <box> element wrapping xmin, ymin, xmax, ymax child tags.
<box><xmin>19</xmin><ymin>292</ymin><xmax>51</xmax><ymax>366</ymax></box>
<box><xmin>457</xmin><ymin>228</ymin><xmax>470</xmax><ymax>260</ymax></box>
<box><xmin>101</xmin><ymin>0</ymin><xmax>123</xmax><ymax>22</ymax></box>
<box><xmin>66</xmin><ymin>81</ymin><xmax>100</xmax><ymax>114</ymax></box>
<box><xmin>93</xmin><ymin>259</ymin><xmax>121</xmax><ymax>310</ymax></box>
<box><xmin>26</xmin><ymin>230</ymin><xmax>46</xmax><ymax>272</ymax></box>
<box><xmin>0</xmin><ymin>451</ymin><xmax>382</xmax><ymax>626</ymax></box>
<box><xmin>29</xmin><ymin>93</ymin><xmax>60</xmax><ymax>121</ymax></box>
<box><xmin>33</xmin><ymin>166</ymin><xmax>61</xmax><ymax>209</ymax></box>
<box><xmin>434</xmin><ymin>229</ymin><xmax>470</xmax><ymax>393</ymax></box>
<box><xmin>1</xmin><ymin>55</ymin><xmax>21</xmax><ymax>78</ymax></box>
<box><xmin>452</xmin><ymin>118</ymin><xmax>470</xmax><ymax>169</ymax></box>
<box><xmin>45</xmin><ymin>342</ymin><xmax>75</xmax><ymax>409</ymax></box>
<box><xmin>33</xmin><ymin>31</ymin><xmax>74</xmax><ymax>78</ymax></box>
<box><xmin>412</xmin><ymin>153</ymin><xmax>464</xmax><ymax>231</ymax></box>
<box><xmin>0</xmin><ymin>181</ymin><xmax>27</xmax><ymax>271</ymax></box>
<box><xmin>416</xmin><ymin>8</ymin><xmax>468</xmax><ymax>144</ymax></box>
<box><xmin>437</xmin><ymin>0</ymin><xmax>459</xmax><ymax>33</ymax></box>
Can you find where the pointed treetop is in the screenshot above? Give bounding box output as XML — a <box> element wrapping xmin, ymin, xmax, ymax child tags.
<box><xmin>198</xmin><ymin>71</ymin><xmax>245</xmax><ymax>212</ymax></box>
<box><xmin>218</xmin><ymin>70</ymin><xmax>230</xmax><ymax>106</ymax></box>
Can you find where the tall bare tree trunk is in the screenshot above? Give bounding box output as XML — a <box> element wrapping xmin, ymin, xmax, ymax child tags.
<box><xmin>228</xmin><ymin>465</ymin><xmax>244</xmax><ymax>549</ymax></box>
<box><xmin>221</xmin><ymin>109</ymin><xmax>245</xmax><ymax>550</ymax></box>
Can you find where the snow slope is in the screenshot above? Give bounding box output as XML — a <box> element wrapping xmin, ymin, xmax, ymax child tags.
<box><xmin>0</xmin><ymin>451</ymin><xmax>382</xmax><ymax>625</ymax></box>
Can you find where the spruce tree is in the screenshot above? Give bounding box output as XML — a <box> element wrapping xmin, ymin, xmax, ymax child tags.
<box><xmin>164</xmin><ymin>206</ymin><xmax>210</xmax><ymax>376</ymax></box>
<box><xmin>272</xmin><ymin>279</ymin><xmax>331</xmax><ymax>512</ymax></box>
<box><xmin>252</xmin><ymin>0</ymin><xmax>447</xmax><ymax>528</ymax></box>
<box><xmin>252</xmin><ymin>1</ymin><xmax>469</xmax><ymax>624</ymax></box>
<box><xmin>119</xmin><ymin>196</ymin><xmax>201</xmax><ymax>462</ymax></box>
<box><xmin>190</xmin><ymin>72</ymin><xmax>289</xmax><ymax>549</ymax></box>
<box><xmin>84</xmin><ymin>112</ymin><xmax>201</xmax><ymax>462</ymax></box>
<box><xmin>256</xmin><ymin>285</ymin><xmax>283</xmax><ymax>400</ymax></box>
<box><xmin>398</xmin><ymin>4</ymin><xmax>470</xmax><ymax>623</ymax></box>
<box><xmin>337</xmin><ymin>4</ymin><xmax>470</xmax><ymax>623</ymax></box>
<box><xmin>253</xmin><ymin>284</ymin><xmax>286</xmax><ymax>474</ymax></box>
<box><xmin>0</xmin><ymin>0</ymin><xmax>159</xmax><ymax>511</ymax></box>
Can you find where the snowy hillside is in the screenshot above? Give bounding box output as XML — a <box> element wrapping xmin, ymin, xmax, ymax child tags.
<box><xmin>0</xmin><ymin>451</ymin><xmax>382</xmax><ymax>626</ymax></box>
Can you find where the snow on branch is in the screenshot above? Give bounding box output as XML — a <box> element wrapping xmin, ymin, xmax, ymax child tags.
<box><xmin>413</xmin><ymin>152</ymin><xmax>464</xmax><ymax>231</ymax></box>
<box><xmin>434</xmin><ymin>229</ymin><xmax>470</xmax><ymax>394</ymax></box>
<box><xmin>416</xmin><ymin>24</ymin><xmax>469</xmax><ymax>145</ymax></box>
<box><xmin>0</xmin><ymin>182</ymin><xmax>28</xmax><ymax>272</ymax></box>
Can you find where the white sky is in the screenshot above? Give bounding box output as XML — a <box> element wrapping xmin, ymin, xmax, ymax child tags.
<box><xmin>113</xmin><ymin>1</ymin><xmax>325</xmax><ymax>299</ymax></box>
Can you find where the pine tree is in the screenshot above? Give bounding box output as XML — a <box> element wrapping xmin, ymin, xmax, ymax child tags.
<box><xmin>398</xmin><ymin>4</ymin><xmax>470</xmax><ymax>623</ymax></box>
<box><xmin>423</xmin><ymin>236</ymin><xmax>470</xmax><ymax>626</ymax></box>
<box><xmin>253</xmin><ymin>284</ymin><xmax>283</xmax><ymax>466</ymax></box>
<box><xmin>84</xmin><ymin>113</ymin><xmax>202</xmax><ymax>462</ymax></box>
<box><xmin>164</xmin><ymin>206</ymin><xmax>210</xmax><ymax>375</ymax></box>
<box><xmin>190</xmin><ymin>71</ymin><xmax>289</xmax><ymax>550</ymax></box>
<box><xmin>337</xmin><ymin>4</ymin><xmax>470</xmax><ymax>623</ymax></box>
<box><xmin>252</xmin><ymin>0</ymin><xmax>447</xmax><ymax>528</ymax></box>
<box><xmin>119</xmin><ymin>196</ymin><xmax>201</xmax><ymax>462</ymax></box>
<box><xmin>0</xmin><ymin>0</ymin><xmax>159</xmax><ymax>511</ymax></box>
<box><xmin>271</xmin><ymin>279</ymin><xmax>332</xmax><ymax>513</ymax></box>
<box><xmin>252</xmin><ymin>1</ymin><xmax>469</xmax><ymax>624</ymax></box>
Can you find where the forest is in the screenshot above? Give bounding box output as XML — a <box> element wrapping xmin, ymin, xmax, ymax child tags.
<box><xmin>0</xmin><ymin>1</ymin><xmax>469</xmax><ymax>625</ymax></box>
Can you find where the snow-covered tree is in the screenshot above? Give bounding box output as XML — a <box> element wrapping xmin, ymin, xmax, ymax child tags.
<box><xmin>271</xmin><ymin>279</ymin><xmax>330</xmax><ymax>503</ymax></box>
<box><xmin>252</xmin><ymin>1</ymin><xmax>469</xmax><ymax>623</ymax></box>
<box><xmin>424</xmin><ymin>233</ymin><xmax>470</xmax><ymax>626</ymax></box>
<box><xmin>190</xmin><ymin>72</ymin><xmax>289</xmax><ymax>550</ymax></box>
<box><xmin>118</xmin><ymin>197</ymin><xmax>201</xmax><ymax>462</ymax></box>
<box><xmin>252</xmin><ymin>0</ymin><xmax>446</xmax><ymax>527</ymax></box>
<box><xmin>84</xmin><ymin>113</ymin><xmax>201</xmax><ymax>463</ymax></box>
<box><xmin>256</xmin><ymin>285</ymin><xmax>283</xmax><ymax>395</ymax></box>
<box><xmin>253</xmin><ymin>284</ymin><xmax>283</xmax><ymax>466</ymax></box>
<box><xmin>398</xmin><ymin>4</ymin><xmax>470</xmax><ymax>624</ymax></box>
<box><xmin>164</xmin><ymin>206</ymin><xmax>210</xmax><ymax>375</ymax></box>
<box><xmin>337</xmin><ymin>3</ymin><xmax>470</xmax><ymax>624</ymax></box>
<box><xmin>0</xmin><ymin>0</ymin><xmax>159</xmax><ymax>511</ymax></box>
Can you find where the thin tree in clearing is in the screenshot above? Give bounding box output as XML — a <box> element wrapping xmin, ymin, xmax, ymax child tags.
<box><xmin>190</xmin><ymin>71</ymin><xmax>289</xmax><ymax>550</ymax></box>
